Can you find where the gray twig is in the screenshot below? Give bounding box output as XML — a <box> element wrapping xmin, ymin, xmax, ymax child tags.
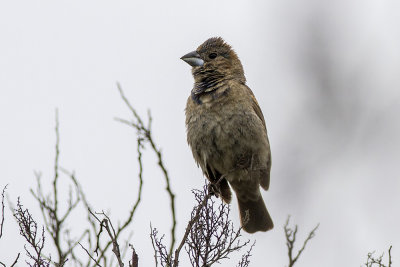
<box><xmin>116</xmin><ymin>82</ymin><xmax>176</xmax><ymax>254</ymax></box>
<box><xmin>284</xmin><ymin>216</ymin><xmax>319</xmax><ymax>267</ymax></box>
<box><xmin>364</xmin><ymin>245</ymin><xmax>393</xmax><ymax>267</ymax></box>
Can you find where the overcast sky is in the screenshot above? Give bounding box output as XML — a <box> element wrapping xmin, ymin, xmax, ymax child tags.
<box><xmin>1</xmin><ymin>1</ymin><xmax>400</xmax><ymax>266</ymax></box>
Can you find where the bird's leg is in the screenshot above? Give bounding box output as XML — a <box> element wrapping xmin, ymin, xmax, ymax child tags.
<box><xmin>207</xmin><ymin>174</ymin><xmax>227</xmax><ymax>198</ymax></box>
<box><xmin>208</xmin><ymin>183</ymin><xmax>220</xmax><ymax>198</ymax></box>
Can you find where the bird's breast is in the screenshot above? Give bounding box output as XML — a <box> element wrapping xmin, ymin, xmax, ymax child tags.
<box><xmin>186</xmin><ymin>99</ymin><xmax>264</xmax><ymax>173</ymax></box>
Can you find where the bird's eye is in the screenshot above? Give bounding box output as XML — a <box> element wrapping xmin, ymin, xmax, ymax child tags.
<box><xmin>208</xmin><ymin>53</ymin><xmax>217</xmax><ymax>59</ymax></box>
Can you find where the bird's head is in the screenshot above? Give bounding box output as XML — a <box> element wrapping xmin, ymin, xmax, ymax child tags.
<box><xmin>181</xmin><ymin>37</ymin><xmax>246</xmax><ymax>85</ymax></box>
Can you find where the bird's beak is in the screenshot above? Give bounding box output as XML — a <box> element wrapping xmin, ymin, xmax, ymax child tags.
<box><xmin>180</xmin><ymin>51</ymin><xmax>204</xmax><ymax>67</ymax></box>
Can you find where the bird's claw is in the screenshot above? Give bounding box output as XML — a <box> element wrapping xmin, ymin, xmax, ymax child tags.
<box><xmin>208</xmin><ymin>183</ymin><xmax>220</xmax><ymax>198</ymax></box>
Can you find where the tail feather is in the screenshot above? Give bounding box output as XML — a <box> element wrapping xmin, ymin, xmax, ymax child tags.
<box><xmin>237</xmin><ymin>196</ymin><xmax>273</xmax><ymax>233</ymax></box>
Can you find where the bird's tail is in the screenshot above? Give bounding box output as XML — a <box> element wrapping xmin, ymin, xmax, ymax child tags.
<box><xmin>237</xmin><ymin>195</ymin><xmax>273</xmax><ymax>233</ymax></box>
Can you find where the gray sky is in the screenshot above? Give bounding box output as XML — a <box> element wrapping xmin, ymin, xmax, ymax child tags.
<box><xmin>1</xmin><ymin>0</ymin><xmax>400</xmax><ymax>266</ymax></box>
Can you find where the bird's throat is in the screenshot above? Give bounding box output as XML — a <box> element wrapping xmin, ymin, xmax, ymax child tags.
<box><xmin>191</xmin><ymin>81</ymin><xmax>230</xmax><ymax>105</ymax></box>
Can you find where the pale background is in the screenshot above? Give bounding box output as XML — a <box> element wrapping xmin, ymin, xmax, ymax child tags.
<box><xmin>1</xmin><ymin>0</ymin><xmax>399</xmax><ymax>266</ymax></box>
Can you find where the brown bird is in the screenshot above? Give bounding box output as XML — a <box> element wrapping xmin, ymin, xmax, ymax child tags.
<box><xmin>181</xmin><ymin>37</ymin><xmax>273</xmax><ymax>233</ymax></box>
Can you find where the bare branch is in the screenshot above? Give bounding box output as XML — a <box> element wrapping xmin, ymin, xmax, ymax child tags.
<box><xmin>81</xmin><ymin>209</ymin><xmax>142</xmax><ymax>267</ymax></box>
<box><xmin>150</xmin><ymin>224</ymin><xmax>160</xmax><ymax>267</ymax></box>
<box><xmin>184</xmin><ymin>185</ymin><xmax>251</xmax><ymax>267</ymax></box>
<box><xmin>27</xmin><ymin>110</ymin><xmax>84</xmax><ymax>266</ymax></box>
<box><xmin>9</xmin><ymin>253</ymin><xmax>20</xmax><ymax>267</ymax></box>
<box><xmin>53</xmin><ymin>108</ymin><xmax>60</xmax><ymax>223</ymax></box>
<box><xmin>61</xmin><ymin>168</ymin><xmax>99</xmax><ymax>267</ymax></box>
<box><xmin>170</xmin><ymin>185</ymin><xmax>213</xmax><ymax>267</ymax></box>
<box><xmin>0</xmin><ymin>185</ymin><xmax>7</xmax><ymax>239</ymax></box>
<box><xmin>80</xmin><ymin>137</ymin><xmax>145</xmax><ymax>266</ymax></box>
<box><xmin>0</xmin><ymin>185</ymin><xmax>21</xmax><ymax>267</ymax></box>
<box><xmin>22</xmin><ymin>110</ymin><xmax>100</xmax><ymax>267</ymax></box>
<box><xmin>128</xmin><ymin>244</ymin><xmax>139</xmax><ymax>267</ymax></box>
<box><xmin>0</xmin><ymin>253</ymin><xmax>21</xmax><ymax>267</ymax></box>
<box><xmin>150</xmin><ymin>228</ymin><xmax>171</xmax><ymax>267</ymax></box>
<box><xmin>79</xmin><ymin>242</ymin><xmax>102</xmax><ymax>267</ymax></box>
<box><xmin>284</xmin><ymin>215</ymin><xmax>319</xmax><ymax>267</ymax></box>
<box><xmin>364</xmin><ymin>245</ymin><xmax>393</xmax><ymax>267</ymax></box>
<box><xmin>64</xmin><ymin>228</ymin><xmax>90</xmax><ymax>261</ymax></box>
<box><xmin>13</xmin><ymin>198</ymin><xmax>50</xmax><ymax>267</ymax></box>
<box><xmin>151</xmin><ymin>181</ymin><xmax>253</xmax><ymax>267</ymax></box>
<box><xmin>101</xmin><ymin>215</ymin><xmax>124</xmax><ymax>267</ymax></box>
<box><xmin>77</xmin><ymin>88</ymin><xmax>153</xmax><ymax>265</ymax></box>
<box><xmin>116</xmin><ymin>82</ymin><xmax>176</xmax><ymax>254</ymax></box>
<box><xmin>236</xmin><ymin>241</ymin><xmax>256</xmax><ymax>267</ymax></box>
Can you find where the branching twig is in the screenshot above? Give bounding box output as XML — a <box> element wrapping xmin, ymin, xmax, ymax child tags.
<box><xmin>14</xmin><ymin>198</ymin><xmax>50</xmax><ymax>267</ymax></box>
<box><xmin>20</xmin><ymin>110</ymin><xmax>98</xmax><ymax>267</ymax></box>
<box><xmin>184</xmin><ymin>185</ymin><xmax>251</xmax><ymax>267</ymax></box>
<box><xmin>151</xmin><ymin>182</ymin><xmax>253</xmax><ymax>267</ymax></box>
<box><xmin>284</xmin><ymin>216</ymin><xmax>319</xmax><ymax>267</ymax></box>
<box><xmin>102</xmin><ymin>214</ymin><xmax>124</xmax><ymax>267</ymax></box>
<box><xmin>364</xmin><ymin>246</ymin><xmax>393</xmax><ymax>267</ymax></box>
<box><xmin>27</xmin><ymin>110</ymin><xmax>83</xmax><ymax>266</ymax></box>
<box><xmin>116</xmin><ymin>83</ymin><xmax>176</xmax><ymax>254</ymax></box>
<box><xmin>173</xmin><ymin>187</ymin><xmax>213</xmax><ymax>267</ymax></box>
<box><xmin>150</xmin><ymin>228</ymin><xmax>171</xmax><ymax>267</ymax></box>
<box><xmin>80</xmin><ymin>84</ymin><xmax>167</xmax><ymax>266</ymax></box>
<box><xmin>0</xmin><ymin>185</ymin><xmax>7</xmax><ymax>239</ymax></box>
<box><xmin>61</xmin><ymin>168</ymin><xmax>99</xmax><ymax>267</ymax></box>
<box><xmin>84</xmin><ymin>209</ymin><xmax>140</xmax><ymax>267</ymax></box>
<box><xmin>236</xmin><ymin>241</ymin><xmax>256</xmax><ymax>267</ymax></box>
<box><xmin>80</xmin><ymin>136</ymin><xmax>145</xmax><ymax>266</ymax></box>
<box><xmin>0</xmin><ymin>185</ymin><xmax>21</xmax><ymax>267</ymax></box>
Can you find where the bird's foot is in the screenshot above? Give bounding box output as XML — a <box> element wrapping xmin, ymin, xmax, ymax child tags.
<box><xmin>207</xmin><ymin>183</ymin><xmax>220</xmax><ymax>198</ymax></box>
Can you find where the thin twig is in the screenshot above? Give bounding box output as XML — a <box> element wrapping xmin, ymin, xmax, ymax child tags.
<box><xmin>53</xmin><ymin>109</ymin><xmax>60</xmax><ymax>218</ymax></box>
<box><xmin>151</xmin><ymin>180</ymin><xmax>252</xmax><ymax>267</ymax></box>
<box><xmin>172</xmin><ymin>188</ymin><xmax>213</xmax><ymax>267</ymax></box>
<box><xmin>102</xmin><ymin>215</ymin><xmax>124</xmax><ymax>267</ymax></box>
<box><xmin>80</xmin><ymin>86</ymin><xmax>151</xmax><ymax>265</ymax></box>
<box><xmin>284</xmin><ymin>216</ymin><xmax>319</xmax><ymax>267</ymax></box>
<box><xmin>185</xmin><ymin>184</ymin><xmax>251</xmax><ymax>266</ymax></box>
<box><xmin>116</xmin><ymin>83</ymin><xmax>176</xmax><ymax>254</ymax></box>
<box><xmin>14</xmin><ymin>198</ymin><xmax>50</xmax><ymax>266</ymax></box>
<box><xmin>79</xmin><ymin>242</ymin><xmax>102</xmax><ymax>267</ymax></box>
<box><xmin>84</xmin><ymin>209</ymin><xmax>131</xmax><ymax>267</ymax></box>
<box><xmin>0</xmin><ymin>185</ymin><xmax>7</xmax><ymax>239</ymax></box>
<box><xmin>83</xmin><ymin>137</ymin><xmax>145</xmax><ymax>266</ymax></box>
<box><xmin>150</xmin><ymin>224</ymin><xmax>159</xmax><ymax>267</ymax></box>
<box><xmin>150</xmin><ymin>228</ymin><xmax>171</xmax><ymax>266</ymax></box>
<box><xmin>28</xmin><ymin>110</ymin><xmax>82</xmax><ymax>265</ymax></box>
<box><xmin>10</xmin><ymin>253</ymin><xmax>20</xmax><ymax>267</ymax></box>
<box><xmin>61</xmin><ymin>167</ymin><xmax>99</xmax><ymax>267</ymax></box>
<box><xmin>364</xmin><ymin>245</ymin><xmax>393</xmax><ymax>267</ymax></box>
<box><xmin>147</xmin><ymin>125</ymin><xmax>176</xmax><ymax>256</ymax></box>
<box><xmin>236</xmin><ymin>241</ymin><xmax>256</xmax><ymax>267</ymax></box>
<box><xmin>129</xmin><ymin>244</ymin><xmax>139</xmax><ymax>267</ymax></box>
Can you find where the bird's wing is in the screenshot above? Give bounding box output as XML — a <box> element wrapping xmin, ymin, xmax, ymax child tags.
<box><xmin>244</xmin><ymin>85</ymin><xmax>271</xmax><ymax>190</ymax></box>
<box><xmin>244</xmin><ymin>85</ymin><xmax>267</xmax><ymax>128</ymax></box>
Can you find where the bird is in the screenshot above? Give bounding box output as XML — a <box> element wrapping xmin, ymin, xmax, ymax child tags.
<box><xmin>181</xmin><ymin>37</ymin><xmax>273</xmax><ymax>233</ymax></box>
